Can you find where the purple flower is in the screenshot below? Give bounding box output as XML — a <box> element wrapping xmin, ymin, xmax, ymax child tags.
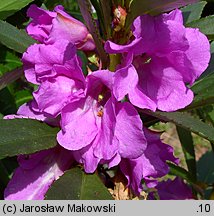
<box><xmin>22</xmin><ymin>40</ymin><xmax>85</xmax><ymax>117</ymax></box>
<box><xmin>27</xmin><ymin>5</ymin><xmax>95</xmax><ymax>50</ymax></box>
<box><xmin>120</xmin><ymin>129</ymin><xmax>178</xmax><ymax>195</ymax></box>
<box><xmin>105</xmin><ymin>9</ymin><xmax>210</xmax><ymax>111</ymax></box>
<box><xmin>57</xmin><ymin>70</ymin><xmax>147</xmax><ymax>172</ymax></box>
<box><xmin>151</xmin><ymin>177</ymin><xmax>193</xmax><ymax>200</ymax></box>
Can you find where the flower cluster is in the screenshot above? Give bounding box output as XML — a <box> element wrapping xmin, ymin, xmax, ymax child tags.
<box><xmin>4</xmin><ymin>5</ymin><xmax>210</xmax><ymax>200</ymax></box>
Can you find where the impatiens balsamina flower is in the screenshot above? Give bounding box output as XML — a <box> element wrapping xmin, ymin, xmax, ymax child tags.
<box><xmin>57</xmin><ymin>70</ymin><xmax>178</xmax><ymax>192</ymax></box>
<box><xmin>105</xmin><ymin>9</ymin><xmax>210</xmax><ymax>111</ymax></box>
<box><xmin>57</xmin><ymin>70</ymin><xmax>147</xmax><ymax>172</ymax></box>
<box><xmin>27</xmin><ymin>4</ymin><xmax>95</xmax><ymax>50</ymax></box>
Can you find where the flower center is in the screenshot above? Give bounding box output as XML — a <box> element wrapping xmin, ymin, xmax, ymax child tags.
<box><xmin>98</xmin><ymin>94</ymin><xmax>104</xmax><ymax>102</ymax></box>
<box><xmin>94</xmin><ymin>87</ymin><xmax>110</xmax><ymax>118</ymax></box>
<box><xmin>133</xmin><ymin>54</ymin><xmax>152</xmax><ymax>70</ymax></box>
<box><xmin>144</xmin><ymin>56</ymin><xmax>152</xmax><ymax>64</ymax></box>
<box><xmin>141</xmin><ymin>53</ymin><xmax>152</xmax><ymax>64</ymax></box>
<box><xmin>96</xmin><ymin>93</ymin><xmax>105</xmax><ymax>117</ymax></box>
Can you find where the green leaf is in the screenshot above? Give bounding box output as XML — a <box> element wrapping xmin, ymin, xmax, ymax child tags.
<box><xmin>90</xmin><ymin>0</ymin><xmax>105</xmax><ymax>32</ymax></box>
<box><xmin>0</xmin><ymin>68</ymin><xmax>23</xmax><ymax>91</ymax></box>
<box><xmin>15</xmin><ymin>90</ymin><xmax>33</xmax><ymax>107</ymax></box>
<box><xmin>45</xmin><ymin>167</ymin><xmax>113</xmax><ymax>200</ymax></box>
<box><xmin>197</xmin><ymin>151</ymin><xmax>214</xmax><ymax>184</ymax></box>
<box><xmin>181</xmin><ymin>1</ymin><xmax>207</xmax><ymax>24</ymax></box>
<box><xmin>77</xmin><ymin>51</ymin><xmax>88</xmax><ymax>75</ymax></box>
<box><xmin>167</xmin><ymin>162</ymin><xmax>195</xmax><ymax>184</ymax></box>
<box><xmin>0</xmin><ymin>47</ymin><xmax>22</xmax><ymax>76</ymax></box>
<box><xmin>207</xmin><ymin>106</ymin><xmax>214</xmax><ymax>126</ymax></box>
<box><xmin>0</xmin><ymin>0</ymin><xmax>34</xmax><ymax>20</ymax></box>
<box><xmin>99</xmin><ymin>0</ymin><xmax>112</xmax><ymax>39</ymax></box>
<box><xmin>77</xmin><ymin>0</ymin><xmax>108</xmax><ymax>67</ymax></box>
<box><xmin>176</xmin><ymin>126</ymin><xmax>196</xmax><ymax>180</ymax></box>
<box><xmin>200</xmin><ymin>41</ymin><xmax>214</xmax><ymax>78</ymax></box>
<box><xmin>143</xmin><ymin>110</ymin><xmax>214</xmax><ymax>143</ymax></box>
<box><xmin>187</xmin><ymin>73</ymin><xmax>214</xmax><ymax>110</ymax></box>
<box><xmin>192</xmin><ymin>73</ymin><xmax>214</xmax><ymax>95</ymax></box>
<box><xmin>0</xmin><ymin>88</ymin><xmax>17</xmax><ymax>115</ymax></box>
<box><xmin>1</xmin><ymin>157</ymin><xmax>18</xmax><ymax>178</ymax></box>
<box><xmin>44</xmin><ymin>0</ymin><xmax>79</xmax><ymax>11</ymax></box>
<box><xmin>187</xmin><ymin>15</ymin><xmax>214</xmax><ymax>40</ymax></box>
<box><xmin>0</xmin><ymin>119</ymin><xmax>58</xmax><ymax>159</ymax></box>
<box><xmin>0</xmin><ymin>20</ymin><xmax>35</xmax><ymax>53</ymax></box>
<box><xmin>125</xmin><ymin>0</ymin><xmax>198</xmax><ymax>28</ymax></box>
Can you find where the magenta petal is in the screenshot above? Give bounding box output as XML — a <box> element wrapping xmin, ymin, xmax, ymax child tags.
<box><xmin>106</xmin><ymin>9</ymin><xmax>187</xmax><ymax>56</ymax></box>
<box><xmin>4</xmin><ymin>147</ymin><xmax>73</xmax><ymax>200</ymax></box>
<box><xmin>137</xmin><ymin>57</ymin><xmax>194</xmax><ymax>111</ymax></box>
<box><xmin>26</xmin><ymin>4</ymin><xmax>56</xmax><ymax>43</ymax></box>
<box><xmin>77</xmin><ymin>34</ymin><xmax>95</xmax><ymax>51</ymax></box>
<box><xmin>57</xmin><ymin>98</ymin><xmax>98</xmax><ymax>150</ymax></box>
<box><xmin>90</xmin><ymin>70</ymin><xmax>114</xmax><ymax>90</ymax></box>
<box><xmin>33</xmin><ymin>75</ymin><xmax>79</xmax><ymax>117</ymax></box>
<box><xmin>93</xmin><ymin>98</ymin><xmax>118</xmax><ymax>160</ymax></box>
<box><xmin>132</xmin><ymin>16</ymin><xmax>143</xmax><ymax>38</ymax></box>
<box><xmin>134</xmin><ymin>13</ymin><xmax>188</xmax><ymax>56</ymax></box>
<box><xmin>162</xmin><ymin>9</ymin><xmax>183</xmax><ymax>23</ymax></box>
<box><xmin>105</xmin><ymin>153</ymin><xmax>121</xmax><ymax>168</ymax></box>
<box><xmin>105</xmin><ymin>38</ymin><xmax>142</xmax><ymax>55</ymax></box>
<box><xmin>22</xmin><ymin>40</ymin><xmax>82</xmax><ymax>84</ymax></box>
<box><xmin>49</xmin><ymin>7</ymin><xmax>86</xmax><ymax>42</ymax></box>
<box><xmin>115</xmin><ymin>102</ymin><xmax>147</xmax><ymax>159</ymax></box>
<box><xmin>113</xmin><ymin>64</ymin><xmax>156</xmax><ymax>111</ymax></box>
<box><xmin>132</xmin><ymin>9</ymin><xmax>183</xmax><ymax>40</ymax></box>
<box><xmin>156</xmin><ymin>79</ymin><xmax>194</xmax><ymax>111</ymax></box>
<box><xmin>46</xmin><ymin>6</ymin><xmax>95</xmax><ymax>50</ymax></box>
<box><xmin>168</xmin><ymin>28</ymin><xmax>210</xmax><ymax>84</ymax></box>
<box><xmin>155</xmin><ymin>177</ymin><xmax>193</xmax><ymax>200</ymax></box>
<box><xmin>129</xmin><ymin>86</ymin><xmax>157</xmax><ymax>111</ymax></box>
<box><xmin>120</xmin><ymin>129</ymin><xmax>178</xmax><ymax>195</ymax></box>
<box><xmin>73</xmin><ymin>144</ymin><xmax>100</xmax><ymax>173</ymax></box>
<box><xmin>184</xmin><ymin>28</ymin><xmax>210</xmax><ymax>82</ymax></box>
<box><xmin>120</xmin><ymin>159</ymin><xmax>142</xmax><ymax>194</ymax></box>
<box><xmin>113</xmin><ymin>64</ymin><xmax>138</xmax><ymax>100</ymax></box>
<box><xmin>22</xmin><ymin>44</ymin><xmax>40</xmax><ymax>84</ymax></box>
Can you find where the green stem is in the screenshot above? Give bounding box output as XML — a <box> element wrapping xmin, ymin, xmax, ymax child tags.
<box><xmin>77</xmin><ymin>0</ymin><xmax>109</xmax><ymax>68</ymax></box>
<box><xmin>0</xmin><ymin>68</ymin><xmax>23</xmax><ymax>91</ymax></box>
<box><xmin>99</xmin><ymin>0</ymin><xmax>112</xmax><ymax>39</ymax></box>
<box><xmin>109</xmin><ymin>54</ymin><xmax>121</xmax><ymax>71</ymax></box>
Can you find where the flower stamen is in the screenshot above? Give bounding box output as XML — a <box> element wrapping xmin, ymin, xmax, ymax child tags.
<box><xmin>97</xmin><ymin>107</ymin><xmax>103</xmax><ymax>117</ymax></box>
